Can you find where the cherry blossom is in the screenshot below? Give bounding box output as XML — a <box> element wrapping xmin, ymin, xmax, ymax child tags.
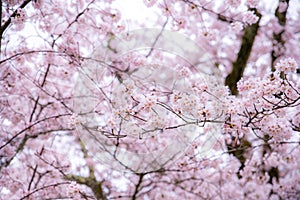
<box><xmin>0</xmin><ymin>0</ymin><xmax>299</xmax><ymax>199</ymax></box>
<box><xmin>231</xmin><ymin>21</ymin><xmax>244</xmax><ymax>32</ymax></box>
<box><xmin>246</xmin><ymin>0</ymin><xmax>259</xmax><ymax>8</ymax></box>
<box><xmin>275</xmin><ymin>57</ymin><xmax>297</xmax><ymax>73</ymax></box>
<box><xmin>278</xmin><ymin>1</ymin><xmax>288</xmax><ymax>13</ymax></box>
<box><xmin>243</xmin><ymin>10</ymin><xmax>259</xmax><ymax>25</ymax></box>
<box><xmin>227</xmin><ymin>0</ymin><xmax>241</xmax><ymax>8</ymax></box>
<box><xmin>143</xmin><ymin>0</ymin><xmax>157</xmax><ymax>7</ymax></box>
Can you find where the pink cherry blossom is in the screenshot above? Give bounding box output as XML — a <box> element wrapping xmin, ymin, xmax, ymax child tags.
<box><xmin>227</xmin><ymin>0</ymin><xmax>241</xmax><ymax>8</ymax></box>
<box><xmin>275</xmin><ymin>57</ymin><xmax>297</xmax><ymax>73</ymax></box>
<box><xmin>143</xmin><ymin>0</ymin><xmax>157</xmax><ymax>7</ymax></box>
<box><xmin>278</xmin><ymin>1</ymin><xmax>288</xmax><ymax>13</ymax></box>
<box><xmin>246</xmin><ymin>0</ymin><xmax>259</xmax><ymax>8</ymax></box>
<box><xmin>243</xmin><ymin>10</ymin><xmax>259</xmax><ymax>25</ymax></box>
<box><xmin>1</xmin><ymin>0</ymin><xmax>299</xmax><ymax>199</ymax></box>
<box><xmin>231</xmin><ymin>21</ymin><xmax>244</xmax><ymax>32</ymax></box>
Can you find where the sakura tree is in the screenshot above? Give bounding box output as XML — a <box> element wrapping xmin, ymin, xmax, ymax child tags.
<box><xmin>0</xmin><ymin>0</ymin><xmax>299</xmax><ymax>199</ymax></box>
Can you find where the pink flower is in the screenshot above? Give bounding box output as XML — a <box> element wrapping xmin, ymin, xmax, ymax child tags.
<box><xmin>175</xmin><ymin>64</ymin><xmax>190</xmax><ymax>78</ymax></box>
<box><xmin>246</xmin><ymin>0</ymin><xmax>259</xmax><ymax>8</ymax></box>
<box><xmin>227</xmin><ymin>0</ymin><xmax>241</xmax><ymax>8</ymax></box>
<box><xmin>5</xmin><ymin>0</ymin><xmax>20</xmax><ymax>6</ymax></box>
<box><xmin>143</xmin><ymin>0</ymin><xmax>157</xmax><ymax>7</ymax></box>
<box><xmin>201</xmin><ymin>29</ymin><xmax>217</xmax><ymax>41</ymax></box>
<box><xmin>278</xmin><ymin>1</ymin><xmax>288</xmax><ymax>13</ymax></box>
<box><xmin>261</xmin><ymin>116</ymin><xmax>292</xmax><ymax>141</ymax></box>
<box><xmin>67</xmin><ymin>181</ymin><xmax>79</xmax><ymax>196</ymax></box>
<box><xmin>243</xmin><ymin>11</ymin><xmax>259</xmax><ymax>25</ymax></box>
<box><xmin>172</xmin><ymin>18</ymin><xmax>186</xmax><ymax>30</ymax></box>
<box><xmin>102</xmin><ymin>8</ymin><xmax>121</xmax><ymax>23</ymax></box>
<box><xmin>158</xmin><ymin>3</ymin><xmax>172</xmax><ymax>16</ymax></box>
<box><xmin>32</xmin><ymin>0</ymin><xmax>43</xmax><ymax>9</ymax></box>
<box><xmin>11</xmin><ymin>8</ymin><xmax>26</xmax><ymax>24</ymax></box>
<box><xmin>231</xmin><ymin>21</ymin><xmax>244</xmax><ymax>32</ymax></box>
<box><xmin>275</xmin><ymin>57</ymin><xmax>297</xmax><ymax>73</ymax></box>
<box><xmin>68</xmin><ymin>114</ymin><xmax>79</xmax><ymax>129</ymax></box>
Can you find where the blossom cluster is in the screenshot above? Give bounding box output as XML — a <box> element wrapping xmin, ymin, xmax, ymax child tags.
<box><xmin>243</xmin><ymin>10</ymin><xmax>259</xmax><ymax>25</ymax></box>
<box><xmin>1</xmin><ymin>0</ymin><xmax>300</xmax><ymax>199</ymax></box>
<box><xmin>275</xmin><ymin>57</ymin><xmax>297</xmax><ymax>73</ymax></box>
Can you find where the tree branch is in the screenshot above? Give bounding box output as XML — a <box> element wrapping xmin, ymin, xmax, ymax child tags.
<box><xmin>271</xmin><ymin>0</ymin><xmax>290</xmax><ymax>71</ymax></box>
<box><xmin>132</xmin><ymin>174</ymin><xmax>144</xmax><ymax>200</ymax></box>
<box><xmin>66</xmin><ymin>138</ymin><xmax>107</xmax><ymax>200</ymax></box>
<box><xmin>225</xmin><ymin>9</ymin><xmax>262</xmax><ymax>95</ymax></box>
<box><xmin>0</xmin><ymin>0</ymin><xmax>33</xmax><ymax>54</ymax></box>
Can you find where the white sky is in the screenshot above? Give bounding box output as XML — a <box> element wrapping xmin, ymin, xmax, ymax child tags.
<box><xmin>114</xmin><ymin>0</ymin><xmax>159</xmax><ymax>29</ymax></box>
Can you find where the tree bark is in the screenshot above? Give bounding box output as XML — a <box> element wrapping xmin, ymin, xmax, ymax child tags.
<box><xmin>271</xmin><ymin>0</ymin><xmax>289</xmax><ymax>71</ymax></box>
<box><xmin>225</xmin><ymin>9</ymin><xmax>262</xmax><ymax>95</ymax></box>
